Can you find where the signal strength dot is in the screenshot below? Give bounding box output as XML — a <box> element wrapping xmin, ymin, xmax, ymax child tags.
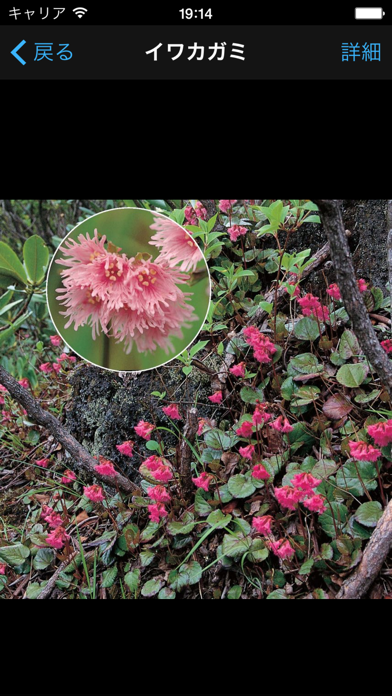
<box><xmin>73</xmin><ymin>7</ymin><xmax>88</xmax><ymax>18</ymax></box>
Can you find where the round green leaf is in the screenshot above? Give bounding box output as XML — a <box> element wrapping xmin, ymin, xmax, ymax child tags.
<box><xmin>354</xmin><ymin>501</ymin><xmax>383</xmax><ymax>527</ymax></box>
<box><xmin>294</xmin><ymin>317</ymin><xmax>320</xmax><ymax>341</ymax></box>
<box><xmin>338</xmin><ymin>329</ymin><xmax>360</xmax><ymax>359</ymax></box>
<box><xmin>222</xmin><ymin>533</ymin><xmax>251</xmax><ymax>558</ymax></box>
<box><xmin>168</xmin><ymin>561</ymin><xmax>202</xmax><ymax>591</ymax></box>
<box><xmin>145</xmin><ymin>440</ymin><xmax>160</xmax><ymax>451</ymax></box>
<box><xmin>319</xmin><ymin>502</ymin><xmax>349</xmax><ymax>538</ymax></box>
<box><xmin>228</xmin><ymin>474</ymin><xmax>256</xmax><ymax>499</ymax></box>
<box><xmin>102</xmin><ymin>565</ymin><xmax>118</xmax><ymax>588</ymax></box>
<box><xmin>336</xmin><ymin>363</ymin><xmax>368</xmax><ymax>388</ymax></box>
<box><xmin>158</xmin><ymin>587</ymin><xmax>176</xmax><ymax>599</ymax></box>
<box><xmin>206</xmin><ymin>510</ymin><xmax>232</xmax><ymax>528</ymax></box>
<box><xmin>290</xmin><ymin>353</ymin><xmax>323</xmax><ymax>374</ymax></box>
<box><xmin>0</xmin><ymin>543</ymin><xmax>30</xmax><ymax>566</ymax></box>
<box><xmin>228</xmin><ymin>585</ymin><xmax>242</xmax><ymax>599</ymax></box>
<box><xmin>33</xmin><ymin>547</ymin><xmax>55</xmax><ymax>570</ymax></box>
<box><xmin>336</xmin><ymin>459</ymin><xmax>378</xmax><ymax>496</ymax></box>
<box><xmin>141</xmin><ymin>577</ymin><xmax>164</xmax><ymax>597</ymax></box>
<box><xmin>23</xmin><ymin>235</ymin><xmax>49</xmax><ymax>285</ymax></box>
<box><xmin>124</xmin><ymin>568</ymin><xmax>140</xmax><ymax>593</ymax></box>
<box><xmin>240</xmin><ymin>385</ymin><xmax>265</xmax><ymax>404</ymax></box>
<box><xmin>0</xmin><ymin>241</ymin><xmax>28</xmax><ymax>286</ymax></box>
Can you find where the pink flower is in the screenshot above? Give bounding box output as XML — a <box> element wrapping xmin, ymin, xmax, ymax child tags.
<box><xmin>0</xmin><ymin>385</ymin><xmax>7</xmax><ymax>392</ymax></box>
<box><xmin>228</xmin><ymin>225</ymin><xmax>248</xmax><ymax>242</ymax></box>
<box><xmin>219</xmin><ymin>199</ymin><xmax>237</xmax><ymax>213</ymax></box>
<box><xmin>18</xmin><ymin>378</ymin><xmax>29</xmax><ymax>388</ymax></box>
<box><xmin>243</xmin><ymin>326</ymin><xmax>277</xmax><ymax>363</ymax></box>
<box><xmin>291</xmin><ymin>472</ymin><xmax>321</xmax><ymax>493</ymax></box>
<box><xmin>50</xmin><ymin>335</ymin><xmax>62</xmax><ymax>346</ymax></box>
<box><xmin>162</xmin><ymin>404</ymin><xmax>182</xmax><ymax>420</ymax></box>
<box><xmin>197</xmin><ymin>418</ymin><xmax>206</xmax><ymax>435</ymax></box>
<box><xmin>274</xmin><ymin>486</ymin><xmax>303</xmax><ymax>510</ymax></box>
<box><xmin>68</xmin><ymin>355</ymin><xmax>76</xmax><ymax>363</ymax></box>
<box><xmin>252</xmin><ymin>464</ymin><xmax>270</xmax><ymax>480</ymax></box>
<box><xmin>46</xmin><ymin>526</ymin><xmax>70</xmax><ymax>550</ymax></box>
<box><xmin>236</xmin><ymin>421</ymin><xmax>254</xmax><ymax>438</ymax></box>
<box><xmin>116</xmin><ymin>440</ymin><xmax>134</xmax><ymax>456</ymax></box>
<box><xmin>1</xmin><ymin>410</ymin><xmax>11</xmax><ymax>423</ymax></box>
<box><xmin>367</xmin><ymin>420</ymin><xmax>392</xmax><ymax>447</ymax></box>
<box><xmin>44</xmin><ymin>512</ymin><xmax>64</xmax><ymax>529</ymax></box>
<box><xmin>61</xmin><ymin>470</ymin><xmax>76</xmax><ymax>484</ymax></box>
<box><xmin>349</xmin><ymin>440</ymin><xmax>381</xmax><ymax>462</ymax></box>
<box><xmin>208</xmin><ymin>391</ymin><xmax>223</xmax><ymax>404</ymax></box>
<box><xmin>326</xmin><ymin>283</ymin><xmax>341</xmax><ymax>300</ymax></box>
<box><xmin>357</xmin><ymin>278</ymin><xmax>367</xmax><ymax>293</ymax></box>
<box><xmin>270</xmin><ymin>416</ymin><xmax>293</xmax><ymax>433</ymax></box>
<box><xmin>239</xmin><ymin>444</ymin><xmax>255</xmax><ymax>461</ymax></box>
<box><xmin>94</xmin><ymin>459</ymin><xmax>117</xmax><ymax>477</ymax></box>
<box><xmin>39</xmin><ymin>362</ymin><xmax>53</xmax><ymax>373</ymax></box>
<box><xmin>381</xmin><ymin>339</ymin><xmax>392</xmax><ymax>354</ymax></box>
<box><xmin>302</xmin><ymin>494</ymin><xmax>327</xmax><ymax>514</ymax></box>
<box><xmin>252</xmin><ymin>515</ymin><xmax>273</xmax><ymax>535</ymax></box>
<box><xmin>252</xmin><ymin>402</ymin><xmax>273</xmax><ymax>427</ymax></box>
<box><xmin>285</xmin><ymin>280</ymin><xmax>301</xmax><ymax>298</ymax></box>
<box><xmin>134</xmin><ymin>420</ymin><xmax>155</xmax><ymax>440</ymax></box>
<box><xmin>148</xmin><ymin>503</ymin><xmax>168</xmax><ymax>523</ymax></box>
<box><xmin>56</xmin><ymin>353</ymin><xmax>69</xmax><ymax>362</ymax></box>
<box><xmin>192</xmin><ymin>471</ymin><xmax>213</xmax><ymax>491</ymax></box>
<box><xmin>270</xmin><ymin>538</ymin><xmax>295</xmax><ymax>560</ymax></box>
<box><xmin>148</xmin><ymin>485</ymin><xmax>171</xmax><ymax>503</ymax></box>
<box><xmin>297</xmin><ymin>293</ymin><xmax>329</xmax><ymax>322</ymax></box>
<box><xmin>229</xmin><ymin>362</ymin><xmax>246</xmax><ymax>378</ymax></box>
<box><xmin>41</xmin><ymin>505</ymin><xmax>53</xmax><ymax>519</ymax></box>
<box><xmin>84</xmin><ymin>484</ymin><xmax>105</xmax><ymax>502</ymax></box>
<box><xmin>52</xmin><ymin>362</ymin><xmax>61</xmax><ymax>373</ymax></box>
<box><xmin>184</xmin><ymin>201</ymin><xmax>208</xmax><ymax>225</ymax></box>
<box><xmin>142</xmin><ymin>456</ymin><xmax>173</xmax><ymax>482</ymax></box>
<box><xmin>149</xmin><ymin>215</ymin><xmax>203</xmax><ymax>272</ymax></box>
<box><xmin>0</xmin><ymin>563</ymin><xmax>6</xmax><ymax>575</ymax></box>
<box><xmin>143</xmin><ymin>455</ymin><xmax>162</xmax><ymax>472</ymax></box>
<box><xmin>35</xmin><ymin>458</ymin><xmax>50</xmax><ymax>468</ymax></box>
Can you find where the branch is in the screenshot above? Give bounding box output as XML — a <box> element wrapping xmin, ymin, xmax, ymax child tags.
<box><xmin>0</xmin><ymin>366</ymin><xmax>138</xmax><ymax>494</ymax></box>
<box><xmin>313</xmin><ymin>199</ymin><xmax>392</xmax><ymax>396</ymax></box>
<box><xmin>179</xmin><ymin>407</ymin><xmax>198</xmax><ymax>495</ymax></box>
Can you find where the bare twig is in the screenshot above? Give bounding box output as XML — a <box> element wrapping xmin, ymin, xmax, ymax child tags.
<box><xmin>36</xmin><ymin>551</ymin><xmax>79</xmax><ymax>600</ymax></box>
<box><xmin>179</xmin><ymin>407</ymin><xmax>198</xmax><ymax>495</ymax></box>
<box><xmin>0</xmin><ymin>366</ymin><xmax>138</xmax><ymax>494</ymax></box>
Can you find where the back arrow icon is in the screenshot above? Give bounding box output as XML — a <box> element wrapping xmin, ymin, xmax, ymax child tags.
<box><xmin>11</xmin><ymin>40</ymin><xmax>27</xmax><ymax>65</ymax></box>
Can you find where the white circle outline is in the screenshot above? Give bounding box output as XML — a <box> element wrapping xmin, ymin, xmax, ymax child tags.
<box><xmin>45</xmin><ymin>206</ymin><xmax>212</xmax><ymax>373</ymax></box>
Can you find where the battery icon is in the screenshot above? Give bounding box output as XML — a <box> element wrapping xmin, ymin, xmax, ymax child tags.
<box><xmin>355</xmin><ymin>7</ymin><xmax>385</xmax><ymax>19</ymax></box>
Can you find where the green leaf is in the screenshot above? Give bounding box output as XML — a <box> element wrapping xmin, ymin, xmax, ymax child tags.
<box><xmin>23</xmin><ymin>235</ymin><xmax>49</xmax><ymax>285</ymax></box>
<box><xmin>102</xmin><ymin>565</ymin><xmax>118</xmax><ymax>588</ymax></box>
<box><xmin>287</xmin><ymin>423</ymin><xmax>316</xmax><ymax>453</ymax></box>
<box><xmin>168</xmin><ymin>561</ymin><xmax>202</xmax><ymax>591</ymax></box>
<box><xmin>299</xmin><ymin>558</ymin><xmax>314</xmax><ymax>575</ymax></box>
<box><xmin>0</xmin><ymin>241</ymin><xmax>28</xmax><ymax>286</ymax></box>
<box><xmin>371</xmin><ymin>287</ymin><xmax>384</xmax><ymax>311</ymax></box>
<box><xmin>267</xmin><ymin>589</ymin><xmax>289</xmax><ymax>599</ymax></box>
<box><xmin>319</xmin><ymin>502</ymin><xmax>349</xmax><ymax>538</ymax></box>
<box><xmin>239</xmin><ymin>385</ymin><xmax>265</xmax><ymax>404</ymax></box>
<box><xmin>291</xmin><ymin>385</ymin><xmax>320</xmax><ymax>406</ymax></box>
<box><xmin>311</xmin><ymin>458</ymin><xmax>339</xmax><ymax>479</ymax></box>
<box><xmin>301</xmin><ymin>214</ymin><xmax>320</xmax><ymax>224</ymax></box>
<box><xmin>354</xmin><ymin>389</ymin><xmax>381</xmax><ymax>404</ymax></box>
<box><xmin>294</xmin><ymin>317</ymin><xmax>320</xmax><ymax>341</ymax></box>
<box><xmin>33</xmin><ymin>547</ymin><xmax>55</xmax><ymax>570</ymax></box>
<box><xmin>336</xmin><ymin>363</ymin><xmax>368</xmax><ymax>388</ymax></box>
<box><xmin>354</xmin><ymin>501</ymin><xmax>383</xmax><ymax>527</ymax></box>
<box><xmin>141</xmin><ymin>577</ymin><xmax>165</xmax><ymax>597</ymax></box>
<box><xmin>222</xmin><ymin>533</ymin><xmax>251</xmax><ymax>558</ymax></box>
<box><xmin>206</xmin><ymin>510</ymin><xmax>232</xmax><ymax>528</ymax></box>
<box><xmin>321</xmin><ymin>543</ymin><xmax>333</xmax><ymax>560</ymax></box>
<box><xmin>0</xmin><ymin>312</ymin><xmax>31</xmax><ymax>347</ymax></box>
<box><xmin>338</xmin><ymin>329</ymin><xmax>360</xmax><ymax>359</ymax></box>
<box><xmin>124</xmin><ymin>569</ymin><xmax>140</xmax><ymax>593</ymax></box>
<box><xmin>144</xmin><ymin>199</ymin><xmax>171</xmax><ymax>210</ymax></box>
<box><xmin>0</xmin><ymin>289</ymin><xmax>14</xmax><ymax>312</ymax></box>
<box><xmin>140</xmin><ymin>550</ymin><xmax>155</xmax><ymax>567</ymax></box>
<box><xmin>0</xmin><ymin>543</ymin><xmax>30</xmax><ymax>566</ymax></box>
<box><xmin>290</xmin><ymin>353</ymin><xmax>323</xmax><ymax>374</ymax></box>
<box><xmin>26</xmin><ymin>581</ymin><xmax>48</xmax><ymax>599</ymax></box>
<box><xmin>158</xmin><ymin>587</ymin><xmax>176</xmax><ymax>599</ymax></box>
<box><xmin>194</xmin><ymin>489</ymin><xmax>213</xmax><ymax>516</ymax></box>
<box><xmin>228</xmin><ymin>585</ymin><xmax>242</xmax><ymax>599</ymax></box>
<box><xmin>204</xmin><ymin>428</ymin><xmax>232</xmax><ymax>451</ymax></box>
<box><xmin>145</xmin><ymin>440</ymin><xmax>160</xmax><ymax>451</ymax></box>
<box><xmin>167</xmin><ymin>512</ymin><xmax>196</xmax><ymax>536</ymax></box>
<box><xmin>228</xmin><ymin>474</ymin><xmax>256</xmax><ymax>499</ymax></box>
<box><xmin>189</xmin><ymin>340</ymin><xmax>209</xmax><ymax>357</ymax></box>
<box><xmin>336</xmin><ymin>459</ymin><xmax>378</xmax><ymax>496</ymax></box>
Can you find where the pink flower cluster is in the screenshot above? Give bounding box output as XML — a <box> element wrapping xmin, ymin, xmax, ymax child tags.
<box><xmin>252</xmin><ymin>463</ymin><xmax>270</xmax><ymax>480</ymax></box>
<box><xmin>141</xmin><ymin>455</ymin><xmax>173</xmax><ymax>482</ymax></box>
<box><xmin>229</xmin><ymin>362</ymin><xmax>246</xmax><ymax>378</ymax></box>
<box><xmin>298</xmin><ymin>293</ymin><xmax>329</xmax><ymax>322</ymax></box>
<box><xmin>239</xmin><ymin>444</ymin><xmax>255</xmax><ymax>461</ymax></box>
<box><xmin>274</xmin><ymin>472</ymin><xmax>326</xmax><ymax>514</ymax></box>
<box><xmin>208</xmin><ymin>391</ymin><xmax>223</xmax><ymax>404</ymax></box>
<box><xmin>252</xmin><ymin>514</ymin><xmax>273</xmax><ymax>535</ymax></box>
<box><xmin>228</xmin><ymin>225</ymin><xmax>247</xmax><ymax>242</ymax></box>
<box><xmin>326</xmin><ymin>283</ymin><xmax>341</xmax><ymax>300</ymax></box>
<box><xmin>270</xmin><ymin>416</ymin><xmax>293</xmax><ymax>433</ymax></box>
<box><xmin>162</xmin><ymin>404</ymin><xmax>182</xmax><ymax>419</ymax></box>
<box><xmin>55</xmin><ymin>228</ymin><xmax>199</xmax><ymax>355</ymax></box>
<box><xmin>135</xmin><ymin>420</ymin><xmax>155</xmax><ymax>440</ymax></box>
<box><xmin>61</xmin><ymin>469</ymin><xmax>76</xmax><ymax>484</ymax></box>
<box><xmin>147</xmin><ymin>485</ymin><xmax>171</xmax><ymax>522</ymax></box>
<box><xmin>184</xmin><ymin>201</ymin><xmax>208</xmax><ymax>225</ymax></box>
<box><xmin>116</xmin><ymin>441</ymin><xmax>134</xmax><ymax>456</ymax></box>
<box><xmin>252</xmin><ymin>401</ymin><xmax>273</xmax><ymax>427</ymax></box>
<box><xmin>46</xmin><ymin>526</ymin><xmax>70</xmax><ymax>549</ymax></box>
<box><xmin>381</xmin><ymin>339</ymin><xmax>392</xmax><ymax>354</ymax></box>
<box><xmin>94</xmin><ymin>456</ymin><xmax>117</xmax><ymax>477</ymax></box>
<box><xmin>149</xmin><ymin>215</ymin><xmax>203</xmax><ymax>272</ymax></box>
<box><xmin>84</xmin><ymin>484</ymin><xmax>105</xmax><ymax>502</ymax></box>
<box><xmin>219</xmin><ymin>200</ymin><xmax>237</xmax><ymax>213</ymax></box>
<box><xmin>367</xmin><ymin>420</ymin><xmax>392</xmax><ymax>447</ymax></box>
<box><xmin>243</xmin><ymin>326</ymin><xmax>277</xmax><ymax>364</ymax></box>
<box><xmin>192</xmin><ymin>471</ymin><xmax>213</xmax><ymax>491</ymax></box>
<box><xmin>270</xmin><ymin>539</ymin><xmax>295</xmax><ymax>560</ymax></box>
<box><xmin>349</xmin><ymin>440</ymin><xmax>381</xmax><ymax>462</ymax></box>
<box><xmin>236</xmin><ymin>420</ymin><xmax>254</xmax><ymax>438</ymax></box>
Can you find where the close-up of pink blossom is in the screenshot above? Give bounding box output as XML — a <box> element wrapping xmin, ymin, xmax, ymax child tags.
<box><xmin>84</xmin><ymin>484</ymin><xmax>105</xmax><ymax>502</ymax></box>
<box><xmin>142</xmin><ymin>456</ymin><xmax>173</xmax><ymax>482</ymax></box>
<box><xmin>52</xmin><ymin>362</ymin><xmax>61</xmax><ymax>373</ymax></box>
<box><xmin>229</xmin><ymin>362</ymin><xmax>246</xmax><ymax>378</ymax></box>
<box><xmin>50</xmin><ymin>335</ymin><xmax>62</xmax><ymax>346</ymax></box>
<box><xmin>149</xmin><ymin>215</ymin><xmax>203</xmax><ymax>272</ymax></box>
<box><xmin>236</xmin><ymin>421</ymin><xmax>254</xmax><ymax>438</ymax></box>
<box><xmin>291</xmin><ymin>472</ymin><xmax>321</xmax><ymax>493</ymax></box>
<box><xmin>252</xmin><ymin>402</ymin><xmax>273</xmax><ymax>427</ymax></box>
<box><xmin>270</xmin><ymin>539</ymin><xmax>295</xmax><ymax>560</ymax></box>
<box><xmin>357</xmin><ymin>278</ymin><xmax>368</xmax><ymax>292</ymax></box>
<box><xmin>148</xmin><ymin>503</ymin><xmax>168</xmax><ymax>523</ymax></box>
<box><xmin>192</xmin><ymin>471</ymin><xmax>213</xmax><ymax>491</ymax></box>
<box><xmin>61</xmin><ymin>470</ymin><xmax>76</xmax><ymax>484</ymax></box>
<box><xmin>302</xmin><ymin>494</ymin><xmax>327</xmax><ymax>515</ymax></box>
<box><xmin>116</xmin><ymin>440</ymin><xmax>134</xmax><ymax>456</ymax></box>
<box><xmin>208</xmin><ymin>391</ymin><xmax>223</xmax><ymax>404</ymax></box>
<box><xmin>367</xmin><ymin>420</ymin><xmax>392</xmax><ymax>447</ymax></box>
<box><xmin>44</xmin><ymin>512</ymin><xmax>64</xmax><ymax>529</ymax></box>
<box><xmin>218</xmin><ymin>200</ymin><xmax>237</xmax><ymax>213</ymax></box>
<box><xmin>94</xmin><ymin>459</ymin><xmax>117</xmax><ymax>477</ymax></box>
<box><xmin>228</xmin><ymin>225</ymin><xmax>248</xmax><ymax>242</ymax></box>
<box><xmin>326</xmin><ymin>283</ymin><xmax>341</xmax><ymax>300</ymax></box>
<box><xmin>274</xmin><ymin>485</ymin><xmax>303</xmax><ymax>510</ymax></box>
<box><xmin>297</xmin><ymin>293</ymin><xmax>330</xmax><ymax>322</ymax></box>
<box><xmin>46</xmin><ymin>526</ymin><xmax>71</xmax><ymax>550</ymax></box>
<box><xmin>18</xmin><ymin>378</ymin><xmax>29</xmax><ymax>388</ymax></box>
<box><xmin>134</xmin><ymin>420</ymin><xmax>155</xmax><ymax>440</ymax></box>
<box><xmin>239</xmin><ymin>444</ymin><xmax>255</xmax><ymax>461</ymax></box>
<box><xmin>197</xmin><ymin>418</ymin><xmax>207</xmax><ymax>435</ymax></box>
<box><xmin>270</xmin><ymin>416</ymin><xmax>293</xmax><ymax>433</ymax></box>
<box><xmin>147</xmin><ymin>485</ymin><xmax>171</xmax><ymax>503</ymax></box>
<box><xmin>0</xmin><ymin>564</ymin><xmax>6</xmax><ymax>575</ymax></box>
<box><xmin>251</xmin><ymin>464</ymin><xmax>270</xmax><ymax>480</ymax></box>
<box><xmin>39</xmin><ymin>362</ymin><xmax>53</xmax><ymax>373</ymax></box>
<box><xmin>349</xmin><ymin>440</ymin><xmax>381</xmax><ymax>462</ymax></box>
<box><xmin>252</xmin><ymin>515</ymin><xmax>273</xmax><ymax>535</ymax></box>
<box><xmin>243</xmin><ymin>326</ymin><xmax>277</xmax><ymax>363</ymax></box>
<box><xmin>162</xmin><ymin>404</ymin><xmax>182</xmax><ymax>419</ymax></box>
<box><xmin>381</xmin><ymin>339</ymin><xmax>392</xmax><ymax>353</ymax></box>
<box><xmin>35</xmin><ymin>458</ymin><xmax>50</xmax><ymax>468</ymax></box>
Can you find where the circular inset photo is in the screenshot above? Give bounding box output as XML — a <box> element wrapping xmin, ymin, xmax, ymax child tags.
<box><xmin>47</xmin><ymin>208</ymin><xmax>211</xmax><ymax>371</ymax></box>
